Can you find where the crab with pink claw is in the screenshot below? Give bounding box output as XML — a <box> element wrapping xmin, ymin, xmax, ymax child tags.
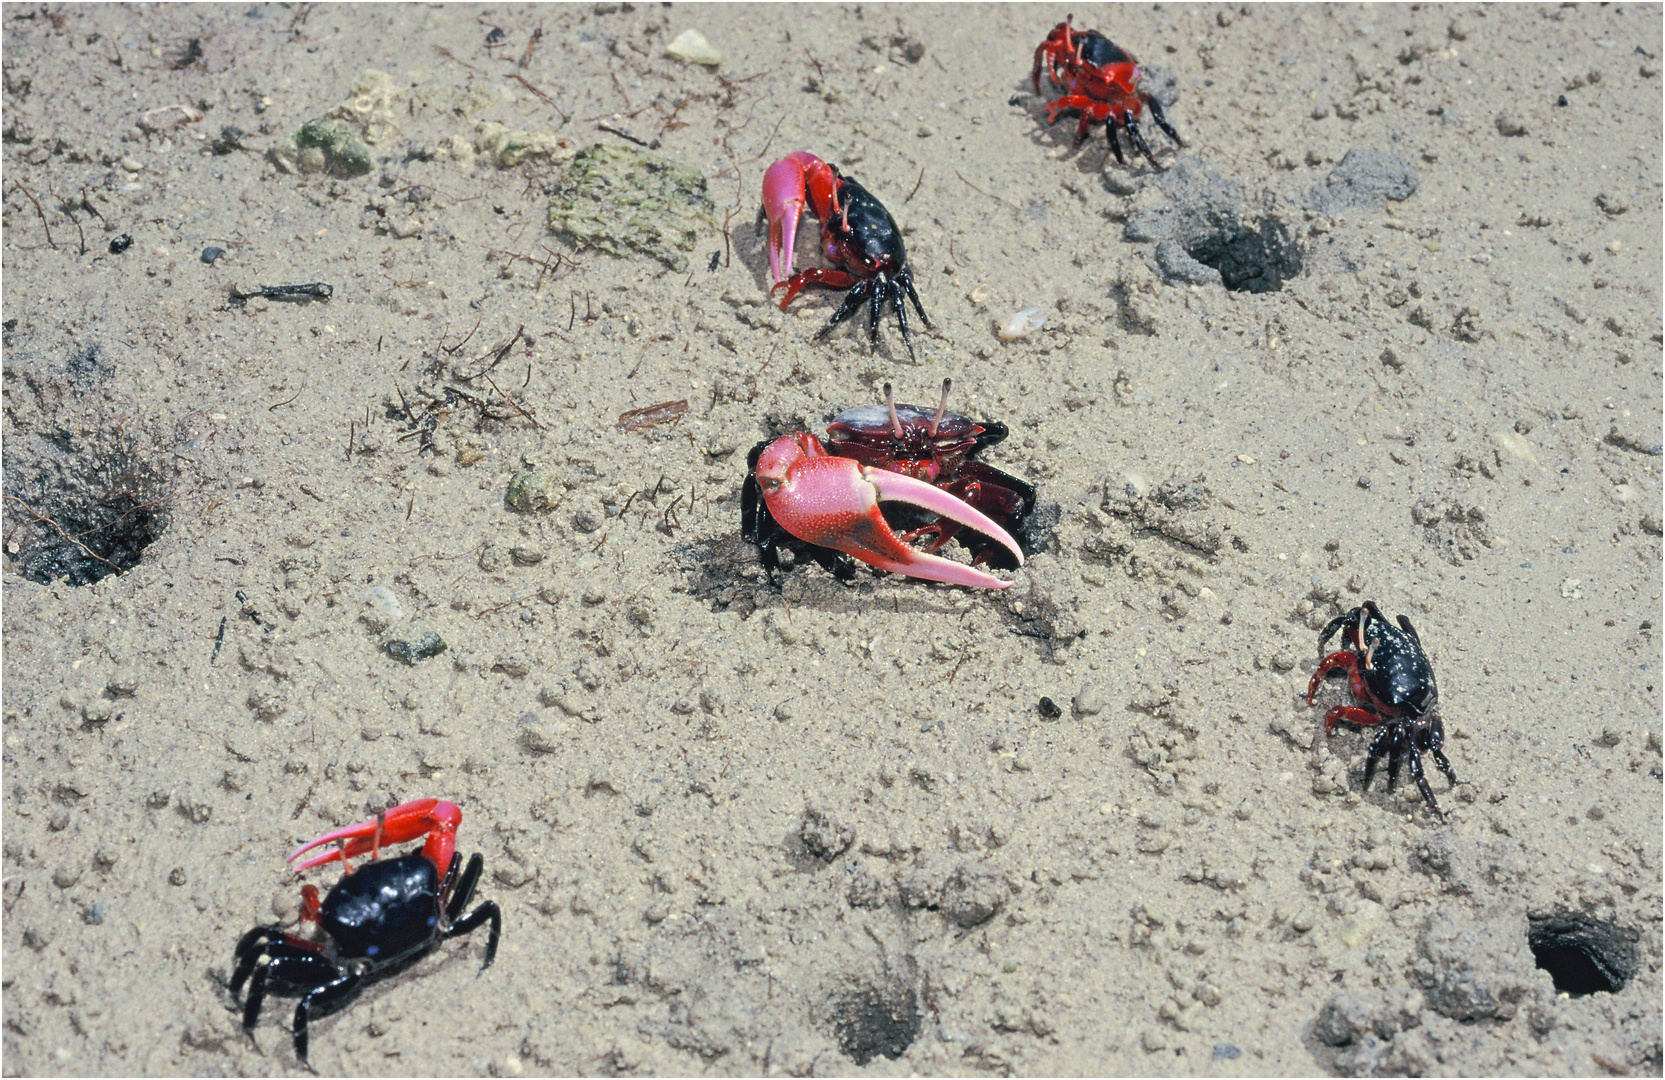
<box><xmin>762</xmin><ymin>151</ymin><xmax>930</xmax><ymax>358</ymax></box>
<box><xmin>744</xmin><ymin>431</ymin><xmax>1025</xmax><ymax>590</ymax></box>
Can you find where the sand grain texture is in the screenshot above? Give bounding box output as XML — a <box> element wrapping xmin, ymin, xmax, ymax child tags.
<box><xmin>2</xmin><ymin>4</ymin><xmax>1661</xmax><ymax>1076</ymax></box>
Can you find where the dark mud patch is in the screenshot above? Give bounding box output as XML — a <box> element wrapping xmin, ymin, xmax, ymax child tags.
<box><xmin>3</xmin><ymin>427</ymin><xmax>172</xmax><ymax>587</ymax></box>
<box><xmin>1528</xmin><ymin>913</ymin><xmax>1638</xmax><ymax>997</ymax></box>
<box><xmin>1185</xmin><ymin>216</ymin><xmax>1302</xmax><ymax>293</ymax></box>
<box><xmin>832</xmin><ymin>982</ymin><xmax>921</xmax><ymax>1066</ymax></box>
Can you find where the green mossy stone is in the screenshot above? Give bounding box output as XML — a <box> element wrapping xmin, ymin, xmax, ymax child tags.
<box><xmin>386</xmin><ymin>631</ymin><xmax>446</xmax><ymax>665</ymax></box>
<box><xmin>505</xmin><ymin>466</ymin><xmax>565</xmax><ymax>513</ymax></box>
<box><xmin>547</xmin><ymin>144</ymin><xmax>714</xmax><ymax>272</ymax></box>
<box><xmin>270</xmin><ymin>117</ymin><xmax>375</xmax><ymax>178</ymax></box>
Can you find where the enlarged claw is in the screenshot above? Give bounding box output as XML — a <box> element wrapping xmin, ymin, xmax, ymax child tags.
<box><xmin>288</xmin><ymin>797</ymin><xmax>461</xmax><ymax>874</ymax></box>
<box><xmin>754</xmin><ymin>433</ymin><xmax>1023</xmax><ymax>589</ymax></box>
<box><xmin>762</xmin><ymin>151</ymin><xmax>837</xmax><ymax>285</ymax></box>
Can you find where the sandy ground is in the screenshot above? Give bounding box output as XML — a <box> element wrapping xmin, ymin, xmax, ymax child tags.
<box><xmin>2</xmin><ymin>3</ymin><xmax>1662</xmax><ymax>1076</ymax></box>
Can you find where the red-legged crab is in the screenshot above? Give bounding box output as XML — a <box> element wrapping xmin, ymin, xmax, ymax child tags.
<box><xmin>1032</xmin><ymin>17</ymin><xmax>1182</xmax><ymax>168</ymax></box>
<box><xmin>763</xmin><ymin>151</ymin><xmax>930</xmax><ymax>358</ymax></box>
<box><xmin>1307</xmin><ymin>602</ymin><xmax>1459</xmax><ymax>817</ymax></box>
<box><xmin>229</xmin><ymin>798</ymin><xmax>500</xmax><ymax>1064</ymax></box>
<box><xmin>743</xmin><ymin>380</ymin><xmax>1033</xmax><ymax>589</ymax></box>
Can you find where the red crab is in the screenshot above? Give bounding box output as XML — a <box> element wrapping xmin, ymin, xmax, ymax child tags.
<box><xmin>742</xmin><ymin>380</ymin><xmax>1033</xmax><ymax>590</ymax></box>
<box><xmin>1032</xmin><ymin>17</ymin><xmax>1182</xmax><ymax>168</ymax></box>
<box><xmin>762</xmin><ymin>151</ymin><xmax>930</xmax><ymax>358</ymax></box>
<box><xmin>229</xmin><ymin>799</ymin><xmax>500</xmax><ymax>1063</ymax></box>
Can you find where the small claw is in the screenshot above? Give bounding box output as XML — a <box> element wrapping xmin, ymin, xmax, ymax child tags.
<box><xmin>288</xmin><ymin>797</ymin><xmax>461</xmax><ymax>873</ymax></box>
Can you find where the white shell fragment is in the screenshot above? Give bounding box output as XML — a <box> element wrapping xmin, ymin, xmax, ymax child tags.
<box><xmin>666</xmin><ymin>29</ymin><xmax>723</xmax><ymax>67</ymax></box>
<box><xmin>997</xmin><ymin>308</ymin><xmax>1046</xmax><ymax>341</ymax></box>
<box><xmin>1490</xmin><ymin>428</ymin><xmax>1537</xmax><ymax>464</ymax></box>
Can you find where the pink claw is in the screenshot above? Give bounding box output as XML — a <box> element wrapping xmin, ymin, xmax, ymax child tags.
<box><xmin>762</xmin><ymin>151</ymin><xmax>836</xmax><ymax>286</ymax></box>
<box><xmin>754</xmin><ymin>433</ymin><xmax>1023</xmax><ymax>589</ymax></box>
<box><xmin>288</xmin><ymin>797</ymin><xmax>462</xmax><ymax>874</ymax></box>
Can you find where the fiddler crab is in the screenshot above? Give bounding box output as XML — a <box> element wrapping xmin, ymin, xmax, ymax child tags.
<box><xmin>1308</xmin><ymin>602</ymin><xmax>1460</xmax><ymax>818</ymax></box>
<box><xmin>229</xmin><ymin>798</ymin><xmax>500</xmax><ymax>1064</ymax></box>
<box><xmin>743</xmin><ymin>379</ymin><xmax>1034</xmax><ymax>590</ymax></box>
<box><xmin>762</xmin><ymin>151</ymin><xmax>929</xmax><ymax>358</ymax></box>
<box><xmin>1032</xmin><ymin>16</ymin><xmax>1182</xmax><ymax>168</ymax></box>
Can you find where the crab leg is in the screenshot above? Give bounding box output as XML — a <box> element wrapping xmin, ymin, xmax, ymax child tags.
<box><xmin>288</xmin><ymin>797</ymin><xmax>461</xmax><ymax>874</ymax></box>
<box><xmin>754</xmin><ymin>434</ymin><xmax>1023</xmax><ymax>589</ymax></box>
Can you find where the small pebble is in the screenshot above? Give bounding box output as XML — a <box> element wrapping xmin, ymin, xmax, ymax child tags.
<box><xmin>200</xmin><ymin>246</ymin><xmax>224</xmax><ymax>265</ymax></box>
<box><xmin>997</xmin><ymin>308</ymin><xmax>1046</xmax><ymax>341</ymax></box>
<box><xmin>1072</xmin><ymin>683</ymin><xmax>1104</xmax><ymax>717</ymax></box>
<box><xmin>665</xmin><ymin>28</ymin><xmax>723</xmax><ymax>66</ymax></box>
<box><xmin>521</xmin><ymin>722</ymin><xmax>561</xmax><ymax>755</ymax></box>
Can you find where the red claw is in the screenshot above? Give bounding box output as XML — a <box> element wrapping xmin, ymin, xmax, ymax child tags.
<box><xmin>753</xmin><ymin>433</ymin><xmax>1023</xmax><ymax>589</ymax></box>
<box><xmin>288</xmin><ymin>797</ymin><xmax>462</xmax><ymax>875</ymax></box>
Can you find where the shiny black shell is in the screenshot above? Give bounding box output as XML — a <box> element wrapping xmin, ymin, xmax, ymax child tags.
<box><xmin>1320</xmin><ymin>601</ymin><xmax>1437</xmax><ymax>718</ymax></box>
<box><xmin>1076</xmin><ymin>30</ymin><xmax>1133</xmax><ymax>68</ymax></box>
<box><xmin>318</xmin><ymin>853</ymin><xmax>442</xmax><ymax>963</ymax></box>
<box><xmin>827</xmin><ymin>177</ymin><xmax>907</xmax><ymax>275</ymax></box>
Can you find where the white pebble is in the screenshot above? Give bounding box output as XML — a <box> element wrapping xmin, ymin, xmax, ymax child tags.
<box><xmin>365</xmin><ymin>583</ymin><xmax>405</xmax><ymax>621</ymax></box>
<box><xmin>997</xmin><ymin>308</ymin><xmax>1046</xmax><ymax>341</ymax></box>
<box><xmin>665</xmin><ymin>29</ymin><xmax>723</xmax><ymax>66</ymax></box>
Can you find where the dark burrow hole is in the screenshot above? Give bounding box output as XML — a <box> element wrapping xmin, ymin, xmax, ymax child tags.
<box><xmin>1187</xmin><ymin>217</ymin><xmax>1303</xmax><ymax>293</ymax></box>
<box><xmin>832</xmin><ymin>984</ymin><xmax>920</xmax><ymax>1066</ymax></box>
<box><xmin>1528</xmin><ymin>914</ymin><xmax>1637</xmax><ymax>997</ymax></box>
<box><xmin>4</xmin><ymin>430</ymin><xmax>170</xmax><ymax>587</ymax></box>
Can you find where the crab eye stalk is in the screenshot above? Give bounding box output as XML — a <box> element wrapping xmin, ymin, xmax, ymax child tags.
<box><xmin>929</xmin><ymin>378</ymin><xmax>952</xmax><ymax>438</ymax></box>
<box><xmin>883</xmin><ymin>382</ymin><xmax>904</xmax><ymax>439</ymax></box>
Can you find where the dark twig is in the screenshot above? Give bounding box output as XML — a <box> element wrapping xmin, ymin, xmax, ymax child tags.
<box><xmin>955</xmin><ymin>170</ymin><xmax>1015</xmax><ymax>209</ymax></box>
<box><xmin>740</xmin><ymin>112</ymin><xmax>789</xmax><ymax>166</ymax></box>
<box><xmin>482</xmin><ymin>372</ymin><xmax>544</xmax><ymax>430</ymax></box>
<box><xmin>906</xmin><ymin>166</ymin><xmax>925</xmax><ymax>203</ymax></box>
<box><xmin>510</xmin><ymin>73</ymin><xmax>568</xmax><ymax>122</ymax></box>
<box><xmin>268</xmin><ymin>382</ymin><xmax>304</xmax><ymax>411</ymax></box>
<box><xmin>50</xmin><ymin>185</ymin><xmax>87</xmax><ymax>255</ymax></box>
<box><xmin>444</xmin><ymin>314</ymin><xmax>485</xmax><ymax>355</ymax></box>
<box><xmin>455</xmin><ymin>324</ymin><xmax>524</xmax><ymax>380</ymax></box>
<box><xmin>519</xmin><ymin>22</ymin><xmax>543</xmax><ymax>68</ymax></box>
<box><xmin>597</xmin><ymin>124</ymin><xmax>658</xmax><ymax>150</ymax></box>
<box><xmin>433</xmin><ymin>45</ymin><xmax>480</xmax><ymax>74</ymax></box>
<box><xmin>10</xmin><ymin>182</ymin><xmax>57</xmax><ymax>250</ymax></box>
